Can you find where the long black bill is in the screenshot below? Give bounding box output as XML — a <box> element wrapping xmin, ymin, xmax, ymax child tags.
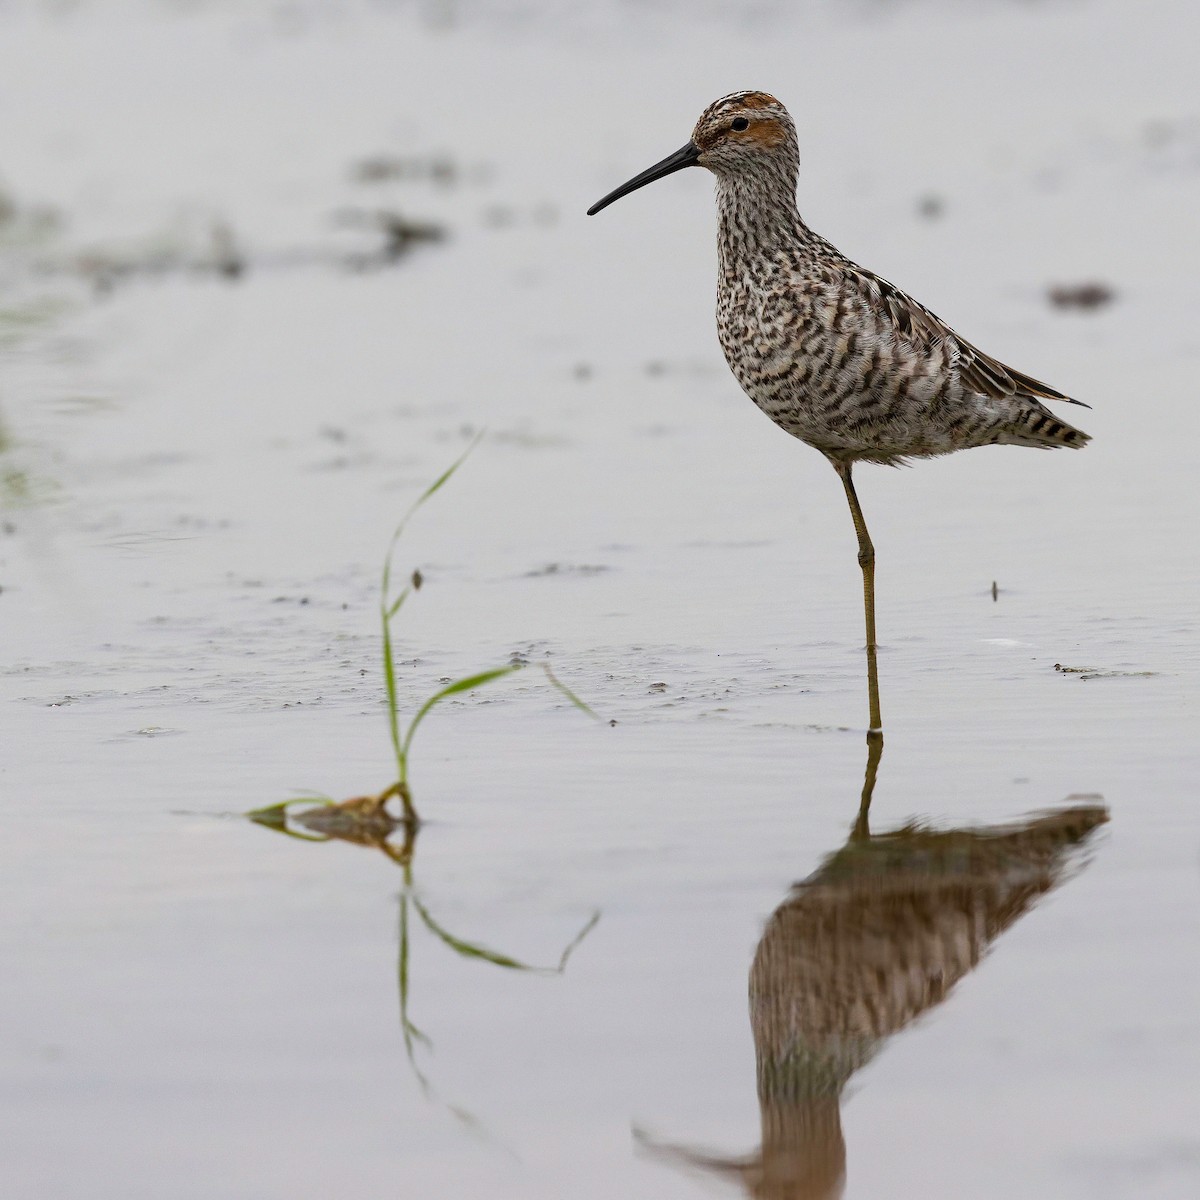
<box><xmin>587</xmin><ymin>142</ymin><xmax>701</xmax><ymax>216</ymax></box>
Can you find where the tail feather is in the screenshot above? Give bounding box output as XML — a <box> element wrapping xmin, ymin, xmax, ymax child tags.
<box><xmin>1000</xmin><ymin>401</ymin><xmax>1091</xmax><ymax>450</ymax></box>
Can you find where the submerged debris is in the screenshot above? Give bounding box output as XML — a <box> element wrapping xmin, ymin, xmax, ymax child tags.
<box><xmin>333</xmin><ymin>207</ymin><xmax>446</xmax><ymax>264</ymax></box>
<box><xmin>1</xmin><ymin>171</ymin><xmax>450</xmax><ymax>297</ymax></box>
<box><xmin>210</xmin><ymin>221</ymin><xmax>245</xmax><ymax>280</ymax></box>
<box><xmin>915</xmin><ymin>192</ymin><xmax>945</xmax><ymax>220</ymax></box>
<box><xmin>1047</xmin><ymin>281</ymin><xmax>1115</xmax><ymax>311</ymax></box>
<box><xmin>294</xmin><ymin>794</ymin><xmax>401</xmax><ymax>839</ymax></box>
<box><xmin>247</xmin><ymin>788</ymin><xmax>415</xmax><ymax>863</ymax></box>
<box><xmin>1053</xmin><ymin>662</ymin><xmax>1156</xmax><ymax>681</ymax></box>
<box><xmin>524</xmin><ymin>562</ymin><xmax>610</xmax><ymax>578</ymax></box>
<box><xmin>352</xmin><ymin>153</ymin><xmax>459</xmax><ymax>187</ymax></box>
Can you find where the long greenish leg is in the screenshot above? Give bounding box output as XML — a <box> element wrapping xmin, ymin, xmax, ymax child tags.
<box><xmin>835</xmin><ymin>461</ymin><xmax>882</xmax><ymax>735</ymax></box>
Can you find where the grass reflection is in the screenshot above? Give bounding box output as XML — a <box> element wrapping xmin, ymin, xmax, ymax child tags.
<box><xmin>250</xmin><ymin>795</ymin><xmax>599</xmax><ymax>1122</ymax></box>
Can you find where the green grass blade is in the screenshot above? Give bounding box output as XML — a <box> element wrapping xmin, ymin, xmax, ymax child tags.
<box><xmin>396</xmin><ymin>890</ymin><xmax>492</xmax><ymax>1132</ymax></box>
<box><xmin>407</xmin><ymin>430</ymin><xmax>485</xmax><ymax>514</ymax></box>
<box><xmin>386</xmin><ymin>583</ymin><xmax>412</xmax><ymax>621</ymax></box>
<box><xmin>379</xmin><ymin>436</ymin><xmax>485</xmax><ymax>780</ymax></box>
<box><xmin>555</xmin><ymin>910</ymin><xmax>602</xmax><ymax>972</ymax></box>
<box><xmin>245</xmin><ymin>801</ymin><xmax>292</xmax><ymax>823</ymax></box>
<box><xmin>446</xmin><ymin>1105</ymin><xmax>489</xmax><ymax>1137</ymax></box>
<box><xmin>245</xmin><ymin>795</ymin><xmax>336</xmax><ymax>823</ymax></box>
<box><xmin>405</xmin><ymin>1018</ymin><xmax>433</xmax><ymax>1051</ymax></box>
<box><xmin>397</xmin><ymin>892</ymin><xmax>435</xmax><ymax>1098</ymax></box>
<box><xmin>398</xmin><ymin>892</ymin><xmax>411</xmax><ymax>1016</ymax></box>
<box><xmin>244</xmin><ymin>802</ymin><xmax>332</xmax><ymax>843</ymax></box>
<box><xmin>399</xmin><ymin>664</ymin><xmax>523</xmax><ymax>760</ymax></box>
<box><xmin>381</xmin><ymin>607</ymin><xmax>405</xmax><ymax>779</ymax></box>
<box><xmin>412</xmin><ymin>897</ymin><xmax>546</xmax><ymax>971</ymax></box>
<box><xmin>381</xmin><ymin>432</ymin><xmax>484</xmax><ymax>593</ymax></box>
<box><xmin>412</xmin><ymin>897</ymin><xmax>599</xmax><ymax>975</ymax></box>
<box><xmin>540</xmin><ymin>662</ymin><xmax>601</xmax><ymax>721</ymax></box>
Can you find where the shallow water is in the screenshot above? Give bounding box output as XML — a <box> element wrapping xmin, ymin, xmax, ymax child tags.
<box><xmin>2</xmin><ymin>1</ymin><xmax>1199</xmax><ymax>1196</ymax></box>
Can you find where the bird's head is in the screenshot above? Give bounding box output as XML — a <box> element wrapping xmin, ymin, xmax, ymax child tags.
<box><xmin>691</xmin><ymin>91</ymin><xmax>796</xmax><ymax>171</ymax></box>
<box><xmin>587</xmin><ymin>91</ymin><xmax>797</xmax><ymax>216</ymax></box>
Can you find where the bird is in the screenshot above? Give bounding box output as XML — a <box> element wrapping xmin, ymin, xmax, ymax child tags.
<box><xmin>588</xmin><ymin>92</ymin><xmax>1090</xmax><ymax>734</ymax></box>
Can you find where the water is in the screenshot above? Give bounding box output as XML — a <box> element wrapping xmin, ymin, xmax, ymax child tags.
<box><xmin>2</xmin><ymin>1</ymin><xmax>1198</xmax><ymax>1196</ymax></box>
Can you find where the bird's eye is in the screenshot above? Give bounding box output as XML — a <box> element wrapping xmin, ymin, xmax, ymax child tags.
<box><xmin>730</xmin><ymin>117</ymin><xmax>750</xmax><ymax>132</ymax></box>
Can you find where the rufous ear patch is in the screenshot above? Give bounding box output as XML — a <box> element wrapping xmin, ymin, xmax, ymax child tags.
<box><xmin>745</xmin><ymin>119</ymin><xmax>788</xmax><ymax>148</ymax></box>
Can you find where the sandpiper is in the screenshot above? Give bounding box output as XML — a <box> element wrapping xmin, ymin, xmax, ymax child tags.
<box><xmin>588</xmin><ymin>91</ymin><xmax>1090</xmax><ymax>733</ymax></box>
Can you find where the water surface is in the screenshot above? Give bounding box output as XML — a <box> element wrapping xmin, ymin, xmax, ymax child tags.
<box><xmin>2</xmin><ymin>1</ymin><xmax>1198</xmax><ymax>1196</ymax></box>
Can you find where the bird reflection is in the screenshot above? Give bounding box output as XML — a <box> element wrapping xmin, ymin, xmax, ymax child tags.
<box><xmin>640</xmin><ymin>749</ymin><xmax>1107</xmax><ymax>1199</ymax></box>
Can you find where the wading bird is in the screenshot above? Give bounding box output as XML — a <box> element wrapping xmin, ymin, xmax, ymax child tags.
<box><xmin>588</xmin><ymin>92</ymin><xmax>1090</xmax><ymax>735</ymax></box>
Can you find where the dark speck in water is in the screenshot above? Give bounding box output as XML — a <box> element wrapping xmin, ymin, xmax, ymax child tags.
<box><xmin>1048</xmin><ymin>281</ymin><xmax>1115</xmax><ymax>310</ymax></box>
<box><xmin>916</xmin><ymin>193</ymin><xmax>945</xmax><ymax>219</ymax></box>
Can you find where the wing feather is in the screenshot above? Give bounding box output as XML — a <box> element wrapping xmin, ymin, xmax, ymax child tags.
<box><xmin>838</xmin><ymin>262</ymin><xmax>1089</xmax><ymax>409</ymax></box>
